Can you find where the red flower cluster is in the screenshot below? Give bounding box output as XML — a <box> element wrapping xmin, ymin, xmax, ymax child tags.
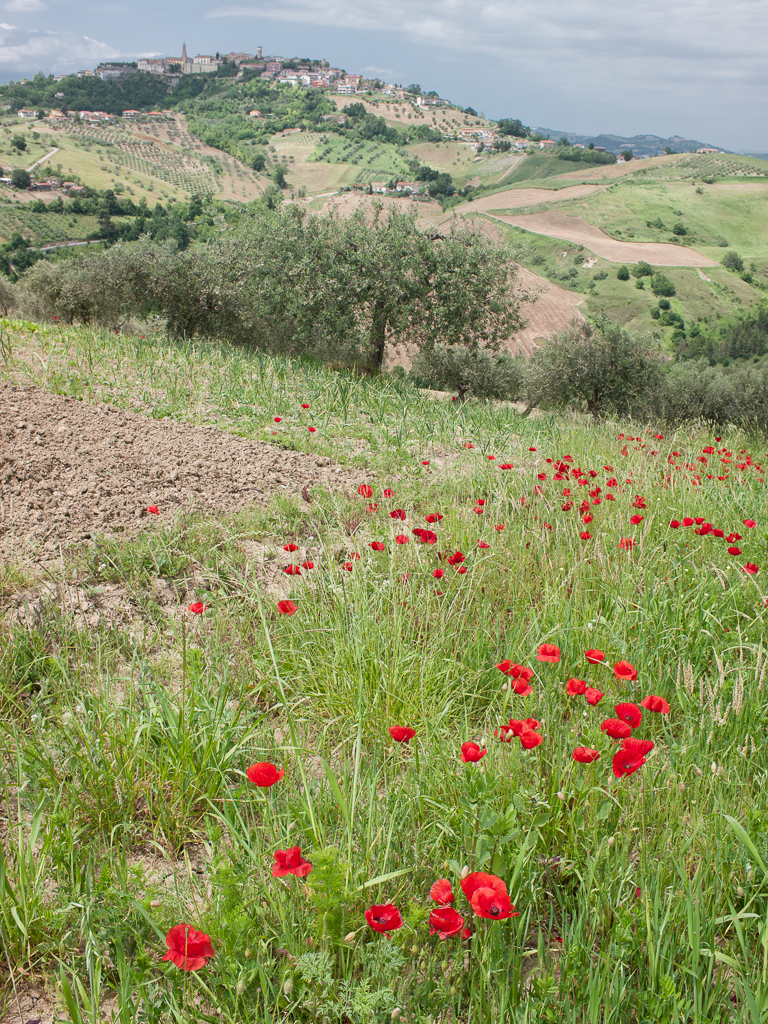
<box><xmin>272</xmin><ymin>846</ymin><xmax>312</xmax><ymax>878</ymax></box>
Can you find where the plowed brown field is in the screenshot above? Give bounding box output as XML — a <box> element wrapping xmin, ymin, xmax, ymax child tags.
<box><xmin>486</xmin><ymin>211</ymin><xmax>719</xmax><ymax>266</ymax></box>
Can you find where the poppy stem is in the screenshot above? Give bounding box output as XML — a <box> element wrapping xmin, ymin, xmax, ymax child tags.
<box><xmin>412</xmin><ymin>742</ymin><xmax>424</xmax><ymax>820</ymax></box>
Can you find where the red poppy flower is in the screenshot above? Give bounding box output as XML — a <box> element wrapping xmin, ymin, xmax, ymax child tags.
<box><xmin>162</xmin><ymin>924</ymin><xmax>215</xmax><ymax>972</ymax></box>
<box><xmin>308</xmin><ymin>426</ymin><xmax>317</xmax><ymax>433</ymax></box>
<box><xmin>475</xmin><ymin>499</ymin><xmax>486</xmax><ymax>506</ymax></box>
<box><xmin>425</xmin><ymin>513</ymin><xmax>444</xmax><ymax>523</ymax></box>
<box><xmin>612</xmin><ymin>737</ymin><xmax>654</xmax><ymax>778</ymax></box>
<box><xmin>188</xmin><ymin>602</ymin><xmax>207</xmax><ymax>614</ymax></box>
<box><xmin>302</xmin><ymin>560</ymin><xmax>314</xmax><ymax>570</ymax></box>
<box><xmin>430</xmin><ymin>878</ymin><xmax>454</xmax><ymax>904</ymax></box>
<box><xmin>495</xmin><ymin>524</ymin><xmax>505</xmax><ymax>531</ymax></box>
<box><xmin>615</xmin><ymin>702</ymin><xmax>643</xmax><ymax>729</ymax></box>
<box><xmin>277</xmin><ymin>600</ymin><xmax>297</xmax><ymax>615</ymax></box>
<box><xmin>728</xmin><ymin>546</ymin><xmax>742</xmax><ymax>556</ymax></box>
<box><xmin>727</xmin><ymin>533</ymin><xmax>742</xmax><ymax>542</ymax></box>
<box><xmin>601</xmin><ymin>719</ymin><xmax>632</xmax><ymax>739</ymax></box>
<box><xmin>744</xmin><ymin>519</ymin><xmax>757</xmax><ymax>528</ymax></box>
<box><xmin>742</xmin><ymin>563</ymin><xmax>760</xmax><ymax>575</ymax></box>
<box><xmin>367</xmin><ymin>503</ymin><xmax>379</xmax><ymax>512</ymax></box>
<box><xmin>389</xmin><ymin>725</ymin><xmax>416</xmax><ymax>742</ymax></box>
<box><xmin>343</xmin><ymin>562</ymin><xmax>354</xmax><ymax>571</ymax></box>
<box><xmin>246</xmin><ymin>762</ymin><xmax>284</xmax><ymax>787</ymax></box>
<box><xmin>283</xmin><ymin>565</ymin><xmax>302</xmax><ymax>576</ymax></box>
<box><xmin>585</xmin><ymin>649</ymin><xmax>605</xmax><ymax>664</ymax></box>
<box><xmin>488</xmin><ymin>455</ymin><xmax>496</xmax><ymax>461</ymax></box>
<box><xmin>301</xmin><ymin>403</ymin><xmax>310</xmax><ymax>409</ymax></box>
<box><xmin>477</xmin><ymin>540</ymin><xmax>490</xmax><ymax>549</ymax></box>
<box><xmin>460</xmin><ymin>741</ymin><xmax>486</xmax><ymax>763</ymax></box>
<box><xmin>640</xmin><ymin>694</ymin><xmax>670</xmax><ymax>713</ymax></box>
<box><xmin>358</xmin><ymin>484</ymin><xmax>373</xmax><ymax>498</ymax></box>
<box><xmin>461</xmin><ymin>873</ymin><xmax>518</xmax><ymax>920</ymax></box>
<box><xmin>507</xmin><ymin>718</ymin><xmax>540</xmax><ymax>735</ymax></box>
<box><xmin>682</xmin><ymin>517</ymin><xmax>694</xmax><ymax>527</ymax></box>
<box><xmin>421</xmin><ymin>460</ymin><xmax>430</xmax><ymax>466</ymax></box>
<box><xmin>537</xmin><ymin>643</ymin><xmax>561</xmax><ymax>663</ymax></box>
<box><xmin>147</xmin><ymin>505</ymin><xmax>159</xmax><ymax>515</ymax></box>
<box><xmin>429</xmin><ymin>906</ymin><xmax>465</xmax><ymax>939</ymax></box>
<box><xmin>456</xmin><ymin>565</ymin><xmax>468</xmax><ymax>574</ymax></box>
<box><xmin>585</xmin><ymin>687</ymin><xmax>604</xmax><ymax>705</ymax></box>
<box><xmin>500</xmin><ymin>463</ymin><xmax>513</xmax><ymax>470</ymax></box>
<box><xmin>272</xmin><ymin>846</ymin><xmax>313</xmax><ymax>878</ymax></box>
<box><xmin>365</xmin><ymin>903</ymin><xmax>403</xmax><ymax>936</ymax></box>
<box><xmin>529</xmin><ymin>446</ymin><xmax>536</xmax><ymax>451</ymax></box>
<box><xmin>274</xmin><ymin>416</ymin><xmax>282</xmax><ymax>423</ymax></box>
<box><xmin>383</xmin><ymin>488</ymin><xmax>393</xmax><ymax>497</ymax></box>
<box><xmin>494</xmin><ymin>724</ymin><xmax>515</xmax><ymax>741</ymax></box>
<box><xmin>669</xmin><ymin>520</ymin><xmax>681</xmax><ymax>529</ymax></box>
<box><xmin>390</xmin><ymin>509</ymin><xmax>407</xmax><ymax>520</ymax></box>
<box><xmin>618</xmin><ymin>538</ymin><xmax>636</xmax><ymax>551</ymax></box>
<box><xmin>395</xmin><ymin>534</ymin><xmax>409</xmax><ymax>544</ymax></box>
<box><xmin>566</xmin><ymin>678</ymin><xmax>587</xmax><ymax>696</ymax></box>
<box><xmin>573</xmin><ymin>747</ymin><xmax>601</xmax><ymax>764</ymax></box>
<box><xmin>630</xmin><ymin>515</ymin><xmax>644</xmax><ymax>525</ymax></box>
<box><xmin>284</xmin><ymin>543</ymin><xmax>299</xmax><ymax>552</ymax></box>
<box><xmin>412</xmin><ymin>528</ymin><xmax>437</xmax><ymax>544</ymax></box>
<box><xmin>447</xmin><ymin>550</ymin><xmax>465</xmax><ymax>565</ymax></box>
<box><xmin>580</xmin><ymin>531</ymin><xmax>593</xmax><ymax>541</ymax></box>
<box><xmin>519</xmin><ymin>728</ymin><xmax>543</xmax><ymax>749</ymax></box>
<box><xmin>496</xmin><ymin>662</ymin><xmax>534</xmax><ymax>682</ymax></box>
<box><xmin>464</xmin><ymin>442</ymin><xmax>474</xmax><ymax>448</ymax></box>
<box><xmin>433</xmin><ymin>568</ymin><xmax>445</xmax><ymax>579</ymax></box>
<box><xmin>614</xmin><ymin>661</ymin><xmax>638</xmax><ymax>681</ymax></box>
<box><xmin>370</xmin><ymin>541</ymin><xmax>386</xmax><ymax>551</ymax></box>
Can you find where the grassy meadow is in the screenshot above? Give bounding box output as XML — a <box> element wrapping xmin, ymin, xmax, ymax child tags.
<box><xmin>1</xmin><ymin>322</ymin><xmax>768</xmax><ymax>1022</ymax></box>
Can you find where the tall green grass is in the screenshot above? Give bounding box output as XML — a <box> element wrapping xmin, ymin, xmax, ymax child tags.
<box><xmin>2</xmin><ymin>322</ymin><xmax>768</xmax><ymax>1021</ymax></box>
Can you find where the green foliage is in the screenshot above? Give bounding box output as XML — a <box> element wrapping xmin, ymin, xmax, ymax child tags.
<box><xmin>672</xmin><ymin>222</ymin><xmax>687</xmax><ymax>236</ymax></box>
<box><xmin>616</xmin><ymin>265</ymin><xmax>630</xmax><ymax>281</ymax></box>
<box><xmin>497</xmin><ymin>118</ymin><xmax>529</xmax><ymax>138</ymax></box>
<box><xmin>410</xmin><ymin>344</ymin><xmax>526</xmax><ymax>399</ymax></box>
<box><xmin>524</xmin><ymin>317</ymin><xmax>665</xmax><ymax>418</ymax></box>
<box><xmin>631</xmin><ymin>261</ymin><xmax>653</xmax><ymax>279</ymax></box>
<box><xmin>722</xmin><ymin>250</ymin><xmax>745</xmax><ymax>272</ymax></box>
<box><xmin>11</xmin><ymin>167</ymin><xmax>31</xmax><ymax>189</ymax></box>
<box><xmin>651</xmin><ymin>272</ymin><xmax>677</xmax><ymax>297</ymax></box>
<box><xmin>20</xmin><ymin>207</ymin><xmax>527</xmax><ymax>372</ymax></box>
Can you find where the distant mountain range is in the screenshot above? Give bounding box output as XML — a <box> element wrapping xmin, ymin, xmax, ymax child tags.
<box><xmin>531</xmin><ymin>129</ymin><xmax>724</xmax><ymax>158</ymax></box>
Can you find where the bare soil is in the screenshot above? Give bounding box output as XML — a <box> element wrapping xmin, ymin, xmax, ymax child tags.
<box><xmin>0</xmin><ymin>383</ymin><xmax>360</xmax><ymax>563</ymax></box>
<box><xmin>487</xmin><ymin>211</ymin><xmax>719</xmax><ymax>266</ymax></box>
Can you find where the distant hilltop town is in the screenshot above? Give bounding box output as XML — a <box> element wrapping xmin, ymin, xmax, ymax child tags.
<box><xmin>74</xmin><ymin>45</ymin><xmax>385</xmax><ymax>96</ymax></box>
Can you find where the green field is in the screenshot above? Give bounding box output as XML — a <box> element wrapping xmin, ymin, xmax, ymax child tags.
<box><xmin>2</xmin><ymin>323</ymin><xmax>768</xmax><ymax>1022</ymax></box>
<box><xmin>308</xmin><ymin>135</ymin><xmax>411</xmax><ymax>180</ymax></box>
<box><xmin>0</xmin><ymin>198</ymin><xmax>99</xmax><ymax>244</ymax></box>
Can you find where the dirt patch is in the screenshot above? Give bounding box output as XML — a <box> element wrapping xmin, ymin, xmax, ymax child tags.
<box><xmin>0</xmin><ymin>384</ymin><xmax>360</xmax><ymax>563</ymax></box>
<box><xmin>488</xmin><ymin>211</ymin><xmax>719</xmax><ymax>266</ymax></box>
<box><xmin>464</xmin><ymin>183</ymin><xmax>607</xmax><ymax>213</ymax></box>
<box><xmin>513</xmin><ymin>267</ymin><xmax>585</xmax><ymax>354</ymax></box>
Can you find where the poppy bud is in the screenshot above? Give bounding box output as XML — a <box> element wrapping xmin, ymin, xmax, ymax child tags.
<box><xmin>283</xmin><ymin>979</ymin><xmax>294</xmax><ymax>996</ymax></box>
<box><xmin>344</xmin><ymin>932</ymin><xmax>356</xmax><ymax>944</ymax></box>
<box><xmin>460</xmin><ymin>865</ymin><xmax>469</xmax><ymax>879</ymax></box>
<box><xmin>411</xmin><ymin>945</ymin><xmax>419</xmax><ymax>955</ymax></box>
<box><xmin>556</xmin><ymin>791</ymin><xmax>565</xmax><ymax>801</ymax></box>
<box><xmin>149</xmin><ymin>899</ymin><xmax>162</xmax><ymax>908</ymax></box>
<box><xmin>391</xmin><ymin>1010</ymin><xmax>401</xmax><ymax>1020</ymax></box>
<box><xmin>737</xmin><ymin>886</ymin><xmax>744</xmax><ymax>897</ymax></box>
<box><xmin>678</xmin><ymin>782</ymin><xmax>685</xmax><ymax>792</ymax></box>
<box><xmin>245</xmin><ymin>949</ymin><xmax>252</xmax><ymax>959</ymax></box>
<box><xmin>607</xmin><ymin>836</ymin><xmax>615</xmax><ymax>847</ymax></box>
<box><xmin>237</xmin><ymin>977</ymin><xmax>246</xmax><ymax>996</ymax></box>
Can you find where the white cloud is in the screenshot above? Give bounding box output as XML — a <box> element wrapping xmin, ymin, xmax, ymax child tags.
<box><xmin>0</xmin><ymin>29</ymin><xmax>118</xmax><ymax>69</ymax></box>
<box><xmin>4</xmin><ymin>0</ymin><xmax>45</xmax><ymax>11</ymax></box>
<box><xmin>362</xmin><ymin>65</ymin><xmax>394</xmax><ymax>76</ymax></box>
<box><xmin>0</xmin><ymin>21</ymin><xmax>16</xmax><ymax>28</ymax></box>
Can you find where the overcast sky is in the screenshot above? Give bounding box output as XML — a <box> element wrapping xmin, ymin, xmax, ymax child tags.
<box><xmin>0</xmin><ymin>0</ymin><xmax>764</xmax><ymax>152</ymax></box>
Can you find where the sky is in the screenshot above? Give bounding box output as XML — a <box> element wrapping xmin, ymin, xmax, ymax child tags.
<box><xmin>0</xmin><ymin>0</ymin><xmax>764</xmax><ymax>153</ymax></box>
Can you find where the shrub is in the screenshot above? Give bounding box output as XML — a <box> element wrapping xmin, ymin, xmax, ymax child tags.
<box><xmin>523</xmin><ymin>318</ymin><xmax>664</xmax><ymax>419</ymax></box>
<box><xmin>672</xmin><ymin>223</ymin><xmax>687</xmax><ymax>236</ymax></box>
<box><xmin>410</xmin><ymin>345</ymin><xmax>525</xmax><ymax>400</ymax></box>
<box><xmin>650</xmin><ymin>307</ymin><xmax>660</xmax><ymax>320</ymax></box>
<box><xmin>617</xmin><ymin>265</ymin><xmax>630</xmax><ymax>281</ymax></box>
<box><xmin>722</xmin><ymin>251</ymin><xmax>744</xmax><ymax>272</ymax></box>
<box><xmin>593</xmin><ymin>270</ymin><xmax>608</xmax><ymax>281</ymax></box>
<box><xmin>636</xmin><ymin>279</ymin><xmax>645</xmax><ymax>290</ymax></box>
<box><xmin>631</xmin><ymin>261</ymin><xmax>653</xmax><ymax>279</ymax></box>
<box><xmin>658</xmin><ymin>299</ymin><xmax>671</xmax><ymax>310</ymax></box>
<box><xmin>651</xmin><ymin>273</ymin><xmax>676</xmax><ymax>297</ymax></box>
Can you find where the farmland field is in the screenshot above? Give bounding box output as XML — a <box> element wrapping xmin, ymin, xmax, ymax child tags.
<box><xmin>1</xmin><ymin>322</ymin><xmax>768</xmax><ymax>1023</ymax></box>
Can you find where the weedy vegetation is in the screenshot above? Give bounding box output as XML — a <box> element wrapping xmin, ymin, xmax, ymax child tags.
<box><xmin>1</xmin><ymin>321</ymin><xmax>768</xmax><ymax>1023</ymax></box>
